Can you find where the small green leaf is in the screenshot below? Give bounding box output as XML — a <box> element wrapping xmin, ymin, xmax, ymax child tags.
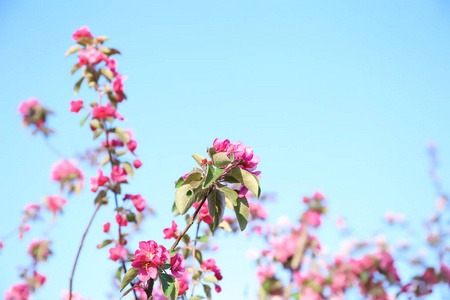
<box><xmin>115</xmin><ymin>267</ymin><xmax>122</xmax><ymax>281</ymax></box>
<box><xmin>80</xmin><ymin>113</ymin><xmax>90</xmax><ymax>126</ymax></box>
<box><xmin>89</xmin><ymin>120</ymin><xmax>101</xmax><ymax>129</ymax></box>
<box><xmin>203</xmin><ymin>275</ymin><xmax>218</xmax><ymax>283</ymax></box>
<box><xmin>94</xmin><ymin>190</ymin><xmax>107</xmax><ymax>205</ymax></box>
<box><xmin>170</xmin><ymin>278</ymin><xmax>179</xmax><ymax>300</ymax></box>
<box><xmin>74</xmin><ymin>77</ymin><xmax>84</xmax><ymax>94</ymax></box>
<box><xmin>113</xmin><ymin>128</ymin><xmax>130</xmax><ymax>143</ymax></box>
<box><xmin>195</xmin><ymin>250</ymin><xmax>203</xmax><ymax>264</ymax></box>
<box><xmin>199</xmin><ymin>236</ymin><xmax>208</xmax><ymax>243</ymax></box>
<box><xmin>218</xmin><ymin>186</ymin><xmax>238</xmax><ymax>206</ymax></box>
<box><xmin>175</xmin><ymin>185</ymin><xmax>195</xmax><ymax>215</ymax></box>
<box><xmin>218</xmin><ymin>220</ymin><xmax>232</xmax><ymax>232</ymax></box>
<box><xmin>203</xmin><ymin>167</ymin><xmax>225</xmax><ymax>189</ymax></box>
<box><xmin>122</xmin><ymin>162</ymin><xmax>134</xmax><ymax>179</ymax></box>
<box><xmin>120</xmin><ymin>267</ymin><xmax>139</xmax><ymax>292</ymax></box>
<box><xmin>160</xmin><ymin>273</ymin><xmax>175</xmax><ymax>297</ymax></box>
<box><xmin>100</xmin><ymin>154</ymin><xmax>110</xmax><ymax>166</ymax></box>
<box><xmin>203</xmin><ymin>284</ymin><xmax>211</xmax><ymax>300</ymax></box>
<box><xmin>190</xmin><ymin>296</ymin><xmax>205</xmax><ymax>300</ymax></box>
<box><xmin>71</xmin><ymin>64</ymin><xmax>82</xmax><ymax>75</ymax></box>
<box><xmin>100</xmin><ymin>68</ymin><xmax>115</xmax><ymax>81</ymax></box>
<box><xmin>234</xmin><ymin>196</ymin><xmax>250</xmax><ymax>231</ymax></box>
<box><xmin>192</xmin><ymin>154</ymin><xmax>206</xmax><ymax>167</ymax></box>
<box><xmin>229</xmin><ymin>167</ymin><xmax>260</xmax><ymax>198</ymax></box>
<box><xmin>207</xmin><ymin>189</ymin><xmax>225</xmax><ymax>230</ymax></box>
<box><xmin>175</xmin><ymin>177</ymin><xmax>185</xmax><ymax>188</ymax></box>
<box><xmin>97</xmin><ymin>239</ymin><xmax>113</xmax><ymax>249</ymax></box>
<box><xmin>203</xmin><ymin>164</ymin><xmax>215</xmax><ymax>188</ymax></box>
<box><xmin>126</xmin><ymin>212</ymin><xmax>137</xmax><ymax>223</ymax></box>
<box><xmin>212</xmin><ymin>152</ymin><xmax>231</xmax><ymax>168</ymax></box>
<box><xmin>66</xmin><ymin>45</ymin><xmax>82</xmax><ymax>56</ymax></box>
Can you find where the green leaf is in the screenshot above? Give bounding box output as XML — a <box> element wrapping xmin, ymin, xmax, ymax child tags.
<box><xmin>170</xmin><ymin>278</ymin><xmax>179</xmax><ymax>300</ymax></box>
<box><xmin>207</xmin><ymin>189</ymin><xmax>225</xmax><ymax>230</ymax></box>
<box><xmin>126</xmin><ymin>212</ymin><xmax>137</xmax><ymax>223</ymax></box>
<box><xmin>71</xmin><ymin>64</ymin><xmax>82</xmax><ymax>75</ymax></box>
<box><xmin>74</xmin><ymin>77</ymin><xmax>84</xmax><ymax>94</ymax></box>
<box><xmin>115</xmin><ymin>267</ymin><xmax>122</xmax><ymax>281</ymax></box>
<box><xmin>203</xmin><ymin>284</ymin><xmax>212</xmax><ymax>300</ymax></box>
<box><xmin>116</xmin><ymin>150</ymin><xmax>127</xmax><ymax>156</ymax></box>
<box><xmin>195</xmin><ymin>249</ymin><xmax>203</xmax><ymax>264</ymax></box>
<box><xmin>66</xmin><ymin>45</ymin><xmax>82</xmax><ymax>56</ymax></box>
<box><xmin>192</xmin><ymin>154</ymin><xmax>206</xmax><ymax>166</ymax></box>
<box><xmin>94</xmin><ymin>190</ymin><xmax>107</xmax><ymax>205</ymax></box>
<box><xmin>234</xmin><ymin>196</ymin><xmax>250</xmax><ymax>231</ymax></box>
<box><xmin>361</xmin><ymin>271</ymin><xmax>368</xmax><ymax>284</ymax></box>
<box><xmin>203</xmin><ymin>275</ymin><xmax>218</xmax><ymax>283</ymax></box>
<box><xmin>199</xmin><ymin>236</ymin><xmax>208</xmax><ymax>243</ymax></box>
<box><xmin>183</xmin><ymin>169</ymin><xmax>203</xmax><ymax>185</ymax></box>
<box><xmin>120</xmin><ymin>267</ymin><xmax>139</xmax><ymax>292</ymax></box>
<box><xmin>97</xmin><ymin>239</ymin><xmax>113</xmax><ymax>249</ymax></box>
<box><xmin>203</xmin><ymin>164</ymin><xmax>215</xmax><ymax>188</ymax></box>
<box><xmin>80</xmin><ymin>113</ymin><xmax>90</xmax><ymax>126</ymax></box>
<box><xmin>175</xmin><ymin>177</ymin><xmax>185</xmax><ymax>188</ymax></box>
<box><xmin>175</xmin><ymin>185</ymin><xmax>195</xmax><ymax>215</ymax></box>
<box><xmin>212</xmin><ymin>152</ymin><xmax>231</xmax><ymax>168</ymax></box>
<box><xmin>229</xmin><ymin>167</ymin><xmax>260</xmax><ymax>198</ymax></box>
<box><xmin>203</xmin><ymin>167</ymin><xmax>225</xmax><ymax>189</ymax></box>
<box><xmin>122</xmin><ymin>162</ymin><xmax>134</xmax><ymax>179</ymax></box>
<box><xmin>100</xmin><ymin>68</ymin><xmax>115</xmax><ymax>81</ymax></box>
<box><xmin>89</xmin><ymin>120</ymin><xmax>101</xmax><ymax>129</ymax></box>
<box><xmin>230</xmin><ymin>152</ymin><xmax>235</xmax><ymax>161</ymax></box>
<box><xmin>113</xmin><ymin>128</ymin><xmax>131</xmax><ymax>143</ymax></box>
<box><xmin>218</xmin><ymin>220</ymin><xmax>232</xmax><ymax>232</ymax></box>
<box><xmin>93</xmin><ymin>130</ymin><xmax>103</xmax><ymax>140</ymax></box>
<box><xmin>160</xmin><ymin>273</ymin><xmax>175</xmax><ymax>297</ymax></box>
<box><xmin>218</xmin><ymin>186</ymin><xmax>238</xmax><ymax>206</ymax></box>
<box><xmin>190</xmin><ymin>296</ymin><xmax>205</xmax><ymax>300</ymax></box>
<box><xmin>100</xmin><ymin>154</ymin><xmax>110</xmax><ymax>166</ymax></box>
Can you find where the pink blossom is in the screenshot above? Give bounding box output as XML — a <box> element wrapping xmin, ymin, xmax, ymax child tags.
<box><xmin>78</xmin><ymin>48</ymin><xmax>106</xmax><ymax>66</ymax></box>
<box><xmin>92</xmin><ymin>103</ymin><xmax>123</xmax><ymax>120</ymax></box>
<box><xmin>303</xmin><ymin>210</ymin><xmax>321</xmax><ymax>227</ymax></box>
<box><xmin>50</xmin><ymin>159</ymin><xmax>84</xmax><ymax>186</ymax></box>
<box><xmin>90</xmin><ymin>169</ymin><xmax>109</xmax><ymax>192</ymax></box>
<box><xmin>200</xmin><ymin>258</ymin><xmax>223</xmax><ymax>280</ymax></box>
<box><xmin>72</xmin><ymin>26</ymin><xmax>93</xmax><ymax>41</ymax></box>
<box><xmin>4</xmin><ymin>283</ymin><xmax>30</xmax><ymax>300</ymax></box>
<box><xmin>131</xmin><ymin>241</ymin><xmax>170</xmax><ymax>282</ymax></box>
<box><xmin>192</xmin><ymin>201</ymin><xmax>213</xmax><ymax>224</ymax></box>
<box><xmin>70</xmin><ymin>100</ymin><xmax>83</xmax><ymax>113</ymax></box>
<box><xmin>103</xmin><ymin>222</ymin><xmax>110</xmax><ymax>233</ymax></box>
<box><xmin>27</xmin><ymin>239</ymin><xmax>51</xmax><ymax>261</ymax></box>
<box><xmin>18</xmin><ymin>98</ymin><xmax>41</xmax><ymax>115</ymax></box>
<box><xmin>214</xmin><ymin>284</ymin><xmax>222</xmax><ymax>293</ymax></box>
<box><xmin>43</xmin><ymin>195</ymin><xmax>67</xmax><ymax>215</ymax></box>
<box><xmin>249</xmin><ymin>202</ymin><xmax>268</xmax><ymax>220</ymax></box>
<box><xmin>111</xmin><ymin>166</ymin><xmax>127</xmax><ymax>182</ymax></box>
<box><xmin>376</xmin><ymin>251</ymin><xmax>400</xmax><ymax>282</ymax></box>
<box><xmin>127</xmin><ymin>140</ymin><xmax>137</xmax><ymax>153</ymax></box>
<box><xmin>33</xmin><ymin>271</ymin><xmax>46</xmax><ymax>288</ymax></box>
<box><xmin>109</xmin><ymin>244</ymin><xmax>127</xmax><ymax>261</ymax></box>
<box><xmin>124</xmin><ymin>194</ymin><xmax>147</xmax><ymax>212</ymax></box>
<box><xmin>170</xmin><ymin>253</ymin><xmax>186</xmax><ymax>278</ymax></box>
<box><xmin>107</xmin><ymin>58</ymin><xmax>117</xmax><ymax>73</ymax></box>
<box><xmin>134</xmin><ymin>159</ymin><xmax>142</xmax><ymax>168</ymax></box>
<box><xmin>24</xmin><ymin>203</ymin><xmax>40</xmax><ymax>219</ymax></box>
<box><xmin>256</xmin><ymin>264</ymin><xmax>275</xmax><ymax>283</ymax></box>
<box><xmin>115</xmin><ymin>213</ymin><xmax>128</xmax><ymax>227</ymax></box>
<box><xmin>113</xmin><ymin>75</ymin><xmax>126</xmax><ymax>96</ymax></box>
<box><xmin>61</xmin><ymin>290</ymin><xmax>88</xmax><ymax>300</ymax></box>
<box><xmin>163</xmin><ymin>221</ymin><xmax>178</xmax><ymax>239</ymax></box>
<box><xmin>0</xmin><ymin>240</ymin><xmax>3</xmax><ymax>249</ymax></box>
<box><xmin>313</xmin><ymin>190</ymin><xmax>325</xmax><ymax>201</ymax></box>
<box><xmin>213</xmin><ymin>138</ymin><xmax>260</xmax><ymax>172</ymax></box>
<box><xmin>178</xmin><ymin>272</ymin><xmax>190</xmax><ymax>295</ymax></box>
<box><xmin>301</xmin><ymin>287</ymin><xmax>321</xmax><ymax>300</ymax></box>
<box><xmin>101</xmin><ymin>139</ymin><xmax>124</xmax><ymax>148</ymax></box>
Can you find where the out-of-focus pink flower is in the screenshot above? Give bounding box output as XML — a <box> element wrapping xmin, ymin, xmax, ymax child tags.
<box><xmin>107</xmin><ymin>58</ymin><xmax>117</xmax><ymax>74</ymax></box>
<box><xmin>301</xmin><ymin>287</ymin><xmax>321</xmax><ymax>300</ymax></box>
<box><xmin>0</xmin><ymin>240</ymin><xmax>3</xmax><ymax>249</ymax></box>
<box><xmin>134</xmin><ymin>159</ymin><xmax>142</xmax><ymax>169</ymax></box>
<box><xmin>18</xmin><ymin>98</ymin><xmax>41</xmax><ymax>115</ymax></box>
<box><xmin>376</xmin><ymin>251</ymin><xmax>400</xmax><ymax>282</ymax></box>
<box><xmin>178</xmin><ymin>272</ymin><xmax>190</xmax><ymax>295</ymax></box>
<box><xmin>192</xmin><ymin>201</ymin><xmax>213</xmax><ymax>224</ymax></box>
<box><xmin>113</xmin><ymin>75</ymin><xmax>126</xmax><ymax>98</ymax></box>
<box><xmin>127</xmin><ymin>140</ymin><xmax>137</xmax><ymax>153</ymax></box>
<box><xmin>24</xmin><ymin>203</ymin><xmax>40</xmax><ymax>219</ymax></box>
<box><xmin>303</xmin><ymin>210</ymin><xmax>321</xmax><ymax>227</ymax></box>
<box><xmin>72</xmin><ymin>26</ymin><xmax>93</xmax><ymax>41</ymax></box>
<box><xmin>101</xmin><ymin>139</ymin><xmax>124</xmax><ymax>148</ymax></box>
<box><xmin>70</xmin><ymin>100</ymin><xmax>83</xmax><ymax>113</ymax></box>
<box><xmin>92</xmin><ymin>103</ymin><xmax>124</xmax><ymax>120</ymax></box>
<box><xmin>50</xmin><ymin>159</ymin><xmax>84</xmax><ymax>187</ymax></box>
<box><xmin>313</xmin><ymin>190</ymin><xmax>325</xmax><ymax>201</ymax></box>
<box><xmin>78</xmin><ymin>48</ymin><xmax>106</xmax><ymax>66</ymax></box>
<box><xmin>201</xmin><ymin>258</ymin><xmax>223</xmax><ymax>280</ymax></box>
<box><xmin>256</xmin><ymin>264</ymin><xmax>275</xmax><ymax>283</ymax></box>
<box><xmin>109</xmin><ymin>244</ymin><xmax>127</xmax><ymax>261</ymax></box>
<box><xmin>27</xmin><ymin>239</ymin><xmax>51</xmax><ymax>261</ymax></box>
<box><xmin>103</xmin><ymin>222</ymin><xmax>110</xmax><ymax>233</ymax></box>
<box><xmin>43</xmin><ymin>195</ymin><xmax>67</xmax><ymax>216</ymax></box>
<box><xmin>4</xmin><ymin>283</ymin><xmax>30</xmax><ymax>300</ymax></box>
<box><xmin>61</xmin><ymin>290</ymin><xmax>88</xmax><ymax>300</ymax></box>
<box><xmin>124</xmin><ymin>194</ymin><xmax>147</xmax><ymax>212</ymax></box>
<box><xmin>170</xmin><ymin>253</ymin><xmax>186</xmax><ymax>278</ymax></box>
<box><xmin>33</xmin><ymin>271</ymin><xmax>46</xmax><ymax>288</ymax></box>
<box><xmin>111</xmin><ymin>166</ymin><xmax>127</xmax><ymax>182</ymax></box>
<box><xmin>163</xmin><ymin>221</ymin><xmax>178</xmax><ymax>240</ymax></box>
<box><xmin>249</xmin><ymin>202</ymin><xmax>268</xmax><ymax>220</ymax></box>
<box><xmin>131</xmin><ymin>241</ymin><xmax>170</xmax><ymax>282</ymax></box>
<box><xmin>115</xmin><ymin>213</ymin><xmax>128</xmax><ymax>227</ymax></box>
<box><xmin>441</xmin><ymin>263</ymin><xmax>450</xmax><ymax>286</ymax></box>
<box><xmin>90</xmin><ymin>169</ymin><xmax>109</xmax><ymax>192</ymax></box>
<box><xmin>215</xmin><ymin>284</ymin><xmax>222</xmax><ymax>293</ymax></box>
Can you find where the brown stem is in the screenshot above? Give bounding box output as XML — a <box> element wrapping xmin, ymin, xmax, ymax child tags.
<box><xmin>145</xmin><ymin>278</ymin><xmax>154</xmax><ymax>299</ymax></box>
<box><xmin>191</xmin><ymin>220</ymin><xmax>201</xmax><ymax>297</ymax></box>
<box><xmin>69</xmin><ymin>203</ymin><xmax>102</xmax><ymax>300</ymax></box>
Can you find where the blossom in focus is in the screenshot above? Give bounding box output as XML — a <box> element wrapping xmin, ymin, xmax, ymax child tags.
<box><xmin>213</xmin><ymin>138</ymin><xmax>260</xmax><ymax>173</ymax></box>
<box><xmin>109</xmin><ymin>244</ymin><xmax>127</xmax><ymax>261</ymax></box>
<box><xmin>170</xmin><ymin>253</ymin><xmax>186</xmax><ymax>278</ymax></box>
<box><xmin>163</xmin><ymin>221</ymin><xmax>178</xmax><ymax>239</ymax></box>
<box><xmin>131</xmin><ymin>241</ymin><xmax>170</xmax><ymax>281</ymax></box>
<box><xmin>70</xmin><ymin>100</ymin><xmax>83</xmax><ymax>113</ymax></box>
<box><xmin>192</xmin><ymin>201</ymin><xmax>213</xmax><ymax>224</ymax></box>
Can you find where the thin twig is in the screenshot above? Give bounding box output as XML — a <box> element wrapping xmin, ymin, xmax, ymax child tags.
<box><xmin>191</xmin><ymin>220</ymin><xmax>201</xmax><ymax>297</ymax></box>
<box><xmin>69</xmin><ymin>203</ymin><xmax>102</xmax><ymax>300</ymax></box>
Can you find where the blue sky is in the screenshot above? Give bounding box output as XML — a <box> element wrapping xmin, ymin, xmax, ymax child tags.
<box><xmin>1</xmin><ymin>0</ymin><xmax>450</xmax><ymax>299</ymax></box>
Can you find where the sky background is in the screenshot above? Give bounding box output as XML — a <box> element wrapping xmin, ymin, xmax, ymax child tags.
<box><xmin>1</xmin><ymin>0</ymin><xmax>450</xmax><ymax>299</ymax></box>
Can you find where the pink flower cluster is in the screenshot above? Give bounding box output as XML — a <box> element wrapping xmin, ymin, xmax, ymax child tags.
<box><xmin>131</xmin><ymin>241</ymin><xmax>170</xmax><ymax>281</ymax></box>
<box><xmin>72</xmin><ymin>26</ymin><xmax>93</xmax><ymax>41</ymax></box>
<box><xmin>123</xmin><ymin>194</ymin><xmax>147</xmax><ymax>212</ymax></box>
<box><xmin>92</xmin><ymin>103</ymin><xmax>124</xmax><ymax>120</ymax></box>
<box><xmin>200</xmin><ymin>258</ymin><xmax>223</xmax><ymax>293</ymax></box>
<box><xmin>163</xmin><ymin>221</ymin><xmax>179</xmax><ymax>239</ymax></box>
<box><xmin>43</xmin><ymin>195</ymin><xmax>67</xmax><ymax>217</ymax></box>
<box><xmin>50</xmin><ymin>159</ymin><xmax>84</xmax><ymax>186</ymax></box>
<box><xmin>213</xmin><ymin>138</ymin><xmax>260</xmax><ymax>173</ymax></box>
<box><xmin>17</xmin><ymin>98</ymin><xmax>49</xmax><ymax>129</ymax></box>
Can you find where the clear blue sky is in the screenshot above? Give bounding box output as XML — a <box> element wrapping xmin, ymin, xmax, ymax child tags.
<box><xmin>1</xmin><ymin>1</ymin><xmax>450</xmax><ymax>299</ymax></box>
